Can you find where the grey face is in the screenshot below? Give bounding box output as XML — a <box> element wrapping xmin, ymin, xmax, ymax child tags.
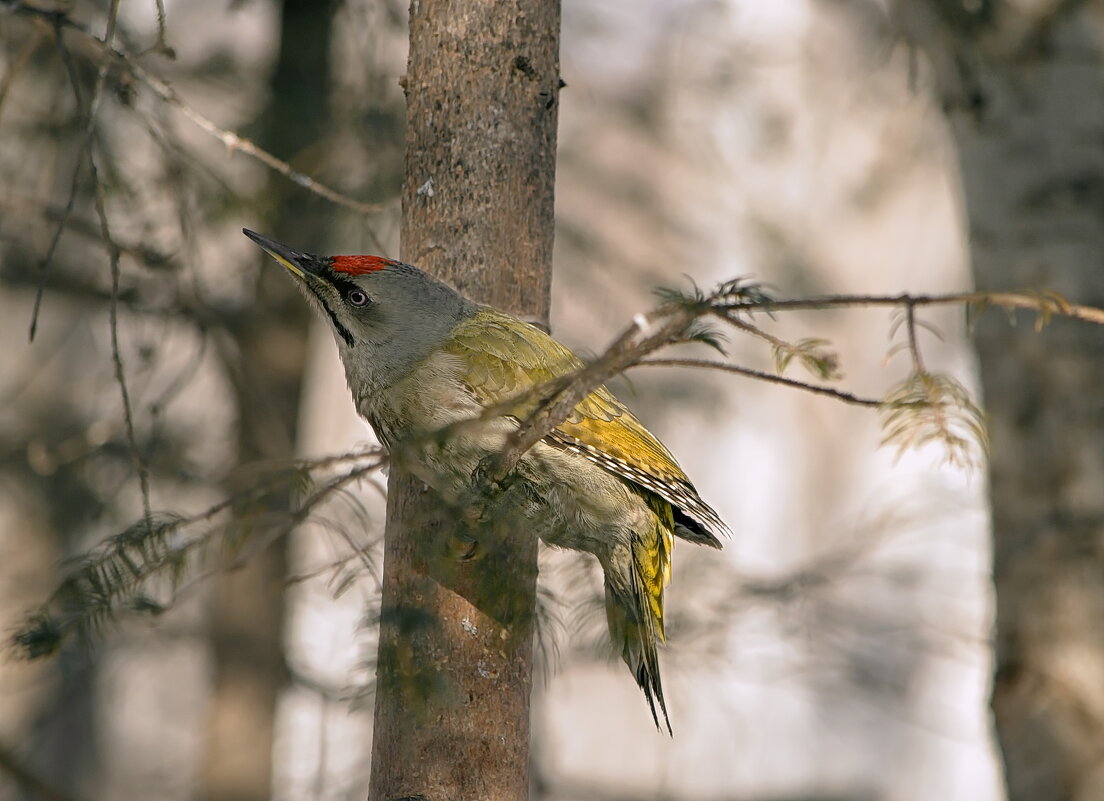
<box><xmin>243</xmin><ymin>229</ymin><xmax>473</xmax><ymax>389</ymax></box>
<box><xmin>242</xmin><ymin>228</ymin><xmax>378</xmax><ymax>348</ymax></box>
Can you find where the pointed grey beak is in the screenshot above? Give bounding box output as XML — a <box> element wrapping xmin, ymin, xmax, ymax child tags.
<box><xmin>242</xmin><ymin>228</ymin><xmax>313</xmax><ymax>279</ymax></box>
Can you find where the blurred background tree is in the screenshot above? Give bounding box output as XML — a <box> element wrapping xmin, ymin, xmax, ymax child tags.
<box><xmin>1</xmin><ymin>1</ymin><xmax>1101</xmax><ymax>801</ymax></box>
<box><xmin>891</xmin><ymin>2</ymin><xmax>1104</xmax><ymax>799</ymax></box>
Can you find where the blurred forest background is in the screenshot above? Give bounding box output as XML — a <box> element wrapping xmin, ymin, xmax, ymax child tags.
<box><xmin>2</xmin><ymin>1</ymin><xmax>1102</xmax><ymax>800</ymax></box>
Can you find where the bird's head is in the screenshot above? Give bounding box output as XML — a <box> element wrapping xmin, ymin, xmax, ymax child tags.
<box><xmin>243</xmin><ymin>229</ymin><xmax>472</xmax><ymax>394</ymax></box>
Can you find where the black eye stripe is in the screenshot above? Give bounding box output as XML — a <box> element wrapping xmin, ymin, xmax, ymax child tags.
<box><xmin>325</xmin><ymin>274</ymin><xmax>372</xmax><ymax>308</ymax></box>
<box><xmin>325</xmin><ymin>271</ymin><xmax>360</xmax><ymax>296</ymax></box>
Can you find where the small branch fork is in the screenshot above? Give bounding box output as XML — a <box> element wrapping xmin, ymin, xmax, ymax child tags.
<box><xmin>478</xmin><ymin>284</ymin><xmax>1100</xmax><ymax>483</ymax></box>
<box><xmin>747</xmin><ymin>290</ymin><xmax>1104</xmax><ymax>326</ymax></box>
<box><xmin>8</xmin><ymin>1</ymin><xmax>386</xmax><ymax>218</ymax></box>
<box><xmin>485</xmin><ymin>302</ymin><xmax>703</xmax><ymax>484</ymax></box>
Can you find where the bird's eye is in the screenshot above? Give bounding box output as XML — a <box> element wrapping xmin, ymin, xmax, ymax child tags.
<box><xmin>347</xmin><ymin>289</ymin><xmax>369</xmax><ymax>307</ymax></box>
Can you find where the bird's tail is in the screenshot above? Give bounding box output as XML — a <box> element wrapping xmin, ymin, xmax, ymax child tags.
<box><xmin>604</xmin><ymin>514</ymin><xmax>673</xmax><ymax>734</ymax></box>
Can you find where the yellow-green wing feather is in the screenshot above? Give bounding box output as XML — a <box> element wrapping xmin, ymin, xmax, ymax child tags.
<box><xmin>443</xmin><ymin>308</ymin><xmax>725</xmax><ymax>542</ymax></box>
<box><xmin>444</xmin><ymin>308</ymin><xmax>676</xmax><ymax>467</ymax></box>
<box><xmin>446</xmin><ymin>308</ymin><xmax>722</xmax><ymax>734</ymax></box>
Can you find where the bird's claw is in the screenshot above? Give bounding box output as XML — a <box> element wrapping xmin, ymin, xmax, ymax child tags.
<box><xmin>471</xmin><ymin>454</ymin><xmax>513</xmax><ymax>497</ymax></box>
<box><xmin>446</xmin><ymin>530</ymin><xmax>482</xmax><ymax>561</ymax></box>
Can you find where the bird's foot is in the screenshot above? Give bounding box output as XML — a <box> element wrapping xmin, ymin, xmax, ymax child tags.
<box><xmin>445</xmin><ymin>529</ymin><xmax>482</xmax><ymax>561</ymax></box>
<box><xmin>471</xmin><ymin>454</ymin><xmax>516</xmax><ymax>498</ymax></box>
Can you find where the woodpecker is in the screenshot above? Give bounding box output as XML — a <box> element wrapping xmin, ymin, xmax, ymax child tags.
<box><xmin>243</xmin><ymin>229</ymin><xmax>725</xmax><ymax>732</ymax></box>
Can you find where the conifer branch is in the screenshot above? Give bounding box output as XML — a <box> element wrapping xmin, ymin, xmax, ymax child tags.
<box><xmin>11</xmin><ymin>448</ymin><xmax>387</xmax><ymax>659</ymax></box>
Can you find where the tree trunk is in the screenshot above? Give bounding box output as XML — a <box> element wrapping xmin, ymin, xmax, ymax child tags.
<box><xmin>895</xmin><ymin>4</ymin><xmax>1104</xmax><ymax>799</ymax></box>
<box><xmin>201</xmin><ymin>1</ymin><xmax>331</xmax><ymax>799</ymax></box>
<box><xmin>367</xmin><ymin>2</ymin><xmax>561</xmax><ymax>800</ymax></box>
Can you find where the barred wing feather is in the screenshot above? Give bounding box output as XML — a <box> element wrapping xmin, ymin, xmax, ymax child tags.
<box><xmin>444</xmin><ymin>308</ymin><xmax>726</xmax><ymax>547</ymax></box>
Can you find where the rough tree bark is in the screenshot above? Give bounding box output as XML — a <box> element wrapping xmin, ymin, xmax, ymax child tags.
<box><xmin>201</xmin><ymin>1</ymin><xmax>329</xmax><ymax>798</ymax></box>
<box><xmin>367</xmin><ymin>2</ymin><xmax>561</xmax><ymax>800</ymax></box>
<box><xmin>894</xmin><ymin>3</ymin><xmax>1104</xmax><ymax>799</ymax></box>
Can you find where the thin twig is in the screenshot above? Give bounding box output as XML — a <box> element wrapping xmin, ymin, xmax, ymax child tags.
<box><xmin>487</xmin><ymin>303</ymin><xmax>701</xmax><ymax>483</ymax></box>
<box><xmin>634</xmin><ymin>358</ymin><xmax>882</xmax><ymax>407</ymax></box>
<box><xmin>13</xmin><ymin>446</ymin><xmax>390</xmax><ymax>657</ymax></box>
<box><xmin>12</xmin><ymin>1</ymin><xmax>387</xmax><ymax>249</ymax></box>
<box><xmin>77</xmin><ymin>0</ymin><xmax>157</xmax><ymax>531</ymax></box>
<box><xmin>13</xmin><ymin>3</ymin><xmax>385</xmax><ymax>216</ymax></box>
<box><xmin>180</xmin><ymin>447</ymin><xmax>388</xmax><ymax>534</ymax></box>
<box><xmin>737</xmin><ymin>290</ymin><xmax>1104</xmax><ymax>325</ymax></box>
<box><xmin>29</xmin><ymin>19</ymin><xmax>89</xmax><ymax>342</ymax></box>
<box><xmin>0</xmin><ymin>27</ymin><xmax>44</xmax><ymax>125</ymax></box>
<box><xmin>2</xmin><ymin>194</ymin><xmax>177</xmax><ymax>270</ymax></box>
<box><xmin>100</xmin><ymin>193</ymin><xmax>153</xmax><ymax>528</ymax></box>
<box><xmin>905</xmin><ymin>301</ymin><xmax>926</xmax><ymax>373</ymax></box>
<box><xmin>150</xmin><ymin>0</ymin><xmax>171</xmax><ymax>56</ymax></box>
<box><xmin>718</xmin><ymin>312</ymin><xmax>790</xmax><ymax>350</ymax></box>
<box><xmin>130</xmin><ymin>452</ymin><xmax>388</xmax><ymax>615</ymax></box>
<box><xmin>127</xmin><ymin>57</ymin><xmax>388</xmax><ymax>223</ymax></box>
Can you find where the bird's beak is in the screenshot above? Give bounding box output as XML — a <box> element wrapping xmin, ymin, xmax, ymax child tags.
<box><xmin>242</xmin><ymin>228</ymin><xmax>311</xmax><ymax>279</ymax></box>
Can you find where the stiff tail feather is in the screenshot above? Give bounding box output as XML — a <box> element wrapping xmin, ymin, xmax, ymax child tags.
<box><xmin>603</xmin><ymin>529</ymin><xmax>672</xmax><ymax>734</ymax></box>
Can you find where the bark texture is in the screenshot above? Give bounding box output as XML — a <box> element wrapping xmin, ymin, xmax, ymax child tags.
<box><xmin>368</xmin><ymin>2</ymin><xmax>561</xmax><ymax>800</ymax></box>
<box><xmin>895</xmin><ymin>4</ymin><xmax>1104</xmax><ymax>799</ymax></box>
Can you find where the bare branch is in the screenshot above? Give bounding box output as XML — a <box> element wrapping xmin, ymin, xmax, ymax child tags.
<box><xmin>145</xmin><ymin>0</ymin><xmax>172</xmax><ymax>58</ymax></box>
<box><xmin>28</xmin><ymin>18</ymin><xmax>90</xmax><ymax>342</ymax></box>
<box><xmin>1</xmin><ymin>194</ymin><xmax>178</xmax><ymax>270</ymax></box>
<box><xmin>421</xmin><ymin>279</ymin><xmax>1104</xmax><ymax>493</ymax></box>
<box><xmin>487</xmin><ymin>302</ymin><xmax>701</xmax><ymax>483</ymax></box>
<box><xmin>0</xmin><ymin>25</ymin><xmax>44</xmax><ymax>125</ymax></box>
<box><xmin>51</xmin><ymin>0</ymin><xmax>156</xmax><ymax>530</ymax></box>
<box><xmin>10</xmin><ymin>1</ymin><xmax>387</xmax><ymax>243</ymax></box>
<box><xmin>905</xmin><ymin>301</ymin><xmax>926</xmax><ymax>373</ymax></box>
<box><xmin>634</xmin><ymin>358</ymin><xmax>881</xmax><ymax>407</ymax></box>
<box><xmin>738</xmin><ymin>290</ymin><xmax>1104</xmax><ymax>326</ymax></box>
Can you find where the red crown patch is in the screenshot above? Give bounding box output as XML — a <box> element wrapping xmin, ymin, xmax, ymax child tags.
<box><xmin>331</xmin><ymin>255</ymin><xmax>393</xmax><ymax>275</ymax></box>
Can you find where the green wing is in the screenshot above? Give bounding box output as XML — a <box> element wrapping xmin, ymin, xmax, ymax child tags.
<box><xmin>442</xmin><ymin>308</ymin><xmax>725</xmax><ymax>544</ymax></box>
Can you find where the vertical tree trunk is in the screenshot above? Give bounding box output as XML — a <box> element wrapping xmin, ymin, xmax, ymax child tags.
<box><xmin>367</xmin><ymin>2</ymin><xmax>561</xmax><ymax>800</ymax></box>
<box><xmin>896</xmin><ymin>4</ymin><xmax>1104</xmax><ymax>799</ymax></box>
<box><xmin>202</xmin><ymin>2</ymin><xmax>331</xmax><ymax>799</ymax></box>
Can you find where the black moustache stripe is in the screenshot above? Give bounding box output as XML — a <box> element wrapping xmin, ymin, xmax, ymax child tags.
<box><xmin>318</xmin><ymin>296</ymin><xmax>355</xmax><ymax>348</ymax></box>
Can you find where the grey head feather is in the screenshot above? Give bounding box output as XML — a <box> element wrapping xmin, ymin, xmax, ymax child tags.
<box><xmin>241</xmin><ymin>229</ymin><xmax>475</xmax><ymax>395</ymax></box>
